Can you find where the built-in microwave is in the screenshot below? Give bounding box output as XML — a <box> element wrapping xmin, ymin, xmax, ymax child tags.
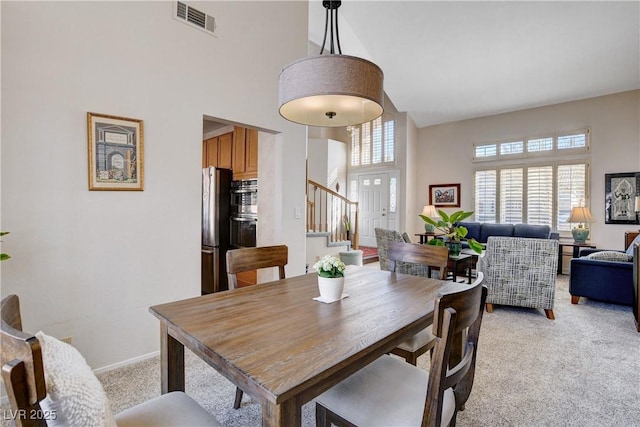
<box><xmin>231</xmin><ymin>179</ymin><xmax>257</xmax><ymax>216</ymax></box>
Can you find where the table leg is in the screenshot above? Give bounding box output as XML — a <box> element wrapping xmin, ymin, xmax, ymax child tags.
<box><xmin>160</xmin><ymin>323</ymin><xmax>185</xmax><ymax>394</ymax></box>
<box><xmin>467</xmin><ymin>259</ymin><xmax>472</xmax><ymax>284</ymax></box>
<box><xmin>557</xmin><ymin>245</ymin><xmax>564</xmax><ymax>275</ymax></box>
<box><xmin>262</xmin><ymin>397</ymin><xmax>301</xmax><ymax>427</ymax></box>
<box><xmin>451</xmin><ymin>260</ymin><xmax>458</xmax><ymax>282</ymax></box>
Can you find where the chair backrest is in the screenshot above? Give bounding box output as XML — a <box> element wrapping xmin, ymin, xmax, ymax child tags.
<box><xmin>422</xmin><ymin>279</ymin><xmax>488</xmax><ymax>426</ymax></box>
<box><xmin>226</xmin><ymin>245</ymin><xmax>288</xmax><ymax>289</ymax></box>
<box><xmin>1</xmin><ymin>295</ymin><xmax>47</xmax><ymax>427</ymax></box>
<box><xmin>633</xmin><ymin>243</ymin><xmax>639</xmax><ymax>332</ymax></box>
<box><xmin>387</xmin><ymin>241</ymin><xmax>449</xmax><ymax>279</ymax></box>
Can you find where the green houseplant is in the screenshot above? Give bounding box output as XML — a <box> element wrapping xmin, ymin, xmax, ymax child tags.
<box><xmin>1</xmin><ymin>231</ymin><xmax>10</xmax><ymax>261</ymax></box>
<box><xmin>419</xmin><ymin>210</ymin><xmax>483</xmax><ymax>256</ymax></box>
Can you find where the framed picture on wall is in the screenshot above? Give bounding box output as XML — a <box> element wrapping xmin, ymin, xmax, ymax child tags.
<box><xmin>429</xmin><ymin>183</ymin><xmax>461</xmax><ymax>208</ymax></box>
<box><xmin>87</xmin><ymin>112</ymin><xmax>144</xmax><ymax>191</ymax></box>
<box><xmin>605</xmin><ymin>172</ymin><xmax>640</xmax><ymax>224</ymax></box>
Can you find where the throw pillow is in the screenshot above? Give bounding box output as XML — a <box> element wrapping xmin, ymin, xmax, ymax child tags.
<box><xmin>585</xmin><ymin>251</ymin><xmax>633</xmax><ymax>262</ymax></box>
<box><xmin>626</xmin><ymin>234</ymin><xmax>640</xmax><ymax>257</ymax></box>
<box><xmin>35</xmin><ymin>331</ymin><xmax>117</xmax><ymax>427</ymax></box>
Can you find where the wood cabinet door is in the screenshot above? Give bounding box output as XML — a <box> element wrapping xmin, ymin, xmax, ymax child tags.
<box><xmin>232</xmin><ymin>127</ymin><xmax>247</xmax><ymax>177</ymax></box>
<box><xmin>204</xmin><ymin>137</ymin><xmax>219</xmax><ymax>167</ymax></box>
<box><xmin>245</xmin><ymin>129</ymin><xmax>258</xmax><ymax>175</ymax></box>
<box><xmin>218</xmin><ymin>132</ymin><xmax>233</xmax><ymax>169</ymax></box>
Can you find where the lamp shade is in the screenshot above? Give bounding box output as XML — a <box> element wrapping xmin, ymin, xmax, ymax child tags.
<box><xmin>278</xmin><ymin>55</ymin><xmax>384</xmax><ymax>127</ymax></box>
<box><xmin>421</xmin><ymin>205</ymin><xmax>439</xmax><ymax>218</ymax></box>
<box><xmin>635</xmin><ymin>196</ymin><xmax>640</xmax><ymax>212</ymax></box>
<box><xmin>567</xmin><ymin>206</ymin><xmax>594</xmax><ymax>225</ymax></box>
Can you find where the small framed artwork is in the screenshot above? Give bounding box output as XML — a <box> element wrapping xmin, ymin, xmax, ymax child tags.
<box><xmin>605</xmin><ymin>172</ymin><xmax>640</xmax><ymax>224</ymax></box>
<box><xmin>429</xmin><ymin>183</ymin><xmax>461</xmax><ymax>208</ymax></box>
<box><xmin>87</xmin><ymin>112</ymin><xmax>144</xmax><ymax>191</ymax></box>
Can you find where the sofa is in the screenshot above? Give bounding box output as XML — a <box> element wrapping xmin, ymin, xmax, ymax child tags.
<box><xmin>569</xmin><ymin>248</ymin><xmax>634</xmax><ymax>306</ymax></box>
<box><xmin>456</xmin><ymin>222</ymin><xmax>558</xmax><ymax>248</ymax></box>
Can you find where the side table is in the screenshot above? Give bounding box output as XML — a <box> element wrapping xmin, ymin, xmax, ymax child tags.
<box><xmin>557</xmin><ymin>240</ymin><xmax>596</xmax><ymax>275</ymax></box>
<box><xmin>447</xmin><ymin>253</ymin><xmax>472</xmax><ymax>284</ymax></box>
<box><xmin>414</xmin><ymin>232</ymin><xmax>441</xmax><ymax>244</ymax></box>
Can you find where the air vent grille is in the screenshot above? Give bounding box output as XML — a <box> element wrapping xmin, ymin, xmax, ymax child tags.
<box><xmin>174</xmin><ymin>1</ymin><xmax>216</xmax><ymax>36</ymax></box>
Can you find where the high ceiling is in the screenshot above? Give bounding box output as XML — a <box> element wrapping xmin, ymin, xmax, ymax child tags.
<box><xmin>308</xmin><ymin>1</ymin><xmax>640</xmax><ymax>128</ymax></box>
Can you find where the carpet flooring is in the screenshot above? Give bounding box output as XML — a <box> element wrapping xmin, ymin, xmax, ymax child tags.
<box><xmin>3</xmin><ymin>271</ymin><xmax>639</xmax><ymax>426</ymax></box>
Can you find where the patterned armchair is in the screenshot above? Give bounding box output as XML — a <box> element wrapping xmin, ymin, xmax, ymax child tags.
<box><xmin>478</xmin><ymin>236</ymin><xmax>559</xmax><ymax>319</ymax></box>
<box><xmin>374</xmin><ymin>228</ymin><xmax>431</xmax><ymax>277</ymax></box>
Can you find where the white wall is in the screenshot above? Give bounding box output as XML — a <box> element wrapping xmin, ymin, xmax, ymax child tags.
<box><xmin>1</xmin><ymin>1</ymin><xmax>309</xmax><ymax>369</ymax></box>
<box><xmin>414</xmin><ymin>90</ymin><xmax>640</xmax><ymax>251</ymax></box>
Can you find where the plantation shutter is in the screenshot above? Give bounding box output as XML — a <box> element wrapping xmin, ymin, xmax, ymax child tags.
<box><xmin>475</xmin><ymin>170</ymin><xmax>497</xmax><ymax>223</ymax></box>
<box><xmin>557</xmin><ymin>163</ymin><xmax>587</xmax><ymax>231</ymax></box>
<box><xmin>527</xmin><ymin>166</ymin><xmax>553</xmax><ymax>225</ymax></box>
<box><xmin>500</xmin><ymin>168</ymin><xmax>523</xmax><ymax>224</ymax></box>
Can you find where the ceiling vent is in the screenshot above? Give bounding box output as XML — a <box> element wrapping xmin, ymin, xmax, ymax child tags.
<box><xmin>174</xmin><ymin>1</ymin><xmax>216</xmax><ymax>37</ymax></box>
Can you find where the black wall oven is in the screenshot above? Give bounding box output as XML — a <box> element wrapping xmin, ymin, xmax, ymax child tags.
<box><xmin>230</xmin><ymin>179</ymin><xmax>257</xmax><ymax>248</ymax></box>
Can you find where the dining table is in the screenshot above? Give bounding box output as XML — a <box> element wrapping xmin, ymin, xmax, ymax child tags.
<box><xmin>149</xmin><ymin>266</ymin><xmax>446</xmax><ymax>427</ymax></box>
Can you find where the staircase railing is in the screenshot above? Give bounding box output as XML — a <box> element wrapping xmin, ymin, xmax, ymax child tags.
<box><xmin>307</xmin><ymin>179</ymin><xmax>359</xmax><ymax>249</ymax></box>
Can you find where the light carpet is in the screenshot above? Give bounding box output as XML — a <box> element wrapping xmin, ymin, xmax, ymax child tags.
<box><xmin>3</xmin><ymin>274</ymin><xmax>639</xmax><ymax>426</ymax></box>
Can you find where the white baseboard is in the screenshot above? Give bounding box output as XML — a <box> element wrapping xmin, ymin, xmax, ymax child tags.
<box><xmin>1</xmin><ymin>351</ymin><xmax>160</xmax><ymax>406</ymax></box>
<box><xmin>93</xmin><ymin>351</ymin><xmax>159</xmax><ymax>375</ymax></box>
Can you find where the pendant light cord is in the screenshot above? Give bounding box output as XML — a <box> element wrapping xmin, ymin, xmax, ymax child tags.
<box><xmin>319</xmin><ymin>1</ymin><xmax>342</xmax><ymax>55</ymax></box>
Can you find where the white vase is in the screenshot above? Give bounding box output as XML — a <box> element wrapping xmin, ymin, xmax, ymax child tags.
<box><xmin>317</xmin><ymin>276</ymin><xmax>345</xmax><ymax>301</ymax></box>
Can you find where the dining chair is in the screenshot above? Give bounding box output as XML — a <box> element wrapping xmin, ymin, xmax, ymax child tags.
<box><xmin>387</xmin><ymin>241</ymin><xmax>450</xmax><ymax>365</ymax></box>
<box><xmin>226</xmin><ymin>245</ymin><xmax>288</xmax><ymax>290</ymax></box>
<box><xmin>315</xmin><ymin>280</ymin><xmax>488</xmax><ymax>427</ymax></box>
<box><xmin>1</xmin><ymin>294</ymin><xmax>221</xmax><ymax>427</ymax></box>
<box><xmin>225</xmin><ymin>244</ymin><xmax>288</xmax><ymax>409</ymax></box>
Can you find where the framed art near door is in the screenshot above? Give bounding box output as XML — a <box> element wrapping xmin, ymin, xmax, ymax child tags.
<box><xmin>87</xmin><ymin>112</ymin><xmax>144</xmax><ymax>191</ymax></box>
<box><xmin>605</xmin><ymin>172</ymin><xmax>640</xmax><ymax>224</ymax></box>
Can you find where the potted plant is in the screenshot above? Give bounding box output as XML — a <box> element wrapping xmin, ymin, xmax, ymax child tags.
<box><xmin>1</xmin><ymin>231</ymin><xmax>10</xmax><ymax>261</ymax></box>
<box><xmin>419</xmin><ymin>210</ymin><xmax>483</xmax><ymax>256</ymax></box>
<box><xmin>313</xmin><ymin>254</ymin><xmax>347</xmax><ymax>301</ymax></box>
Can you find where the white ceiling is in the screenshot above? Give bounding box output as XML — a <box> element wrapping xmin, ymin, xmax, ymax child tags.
<box><xmin>308</xmin><ymin>1</ymin><xmax>640</xmax><ymax>128</ymax></box>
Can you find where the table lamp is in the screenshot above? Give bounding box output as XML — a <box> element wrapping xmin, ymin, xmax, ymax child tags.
<box><xmin>421</xmin><ymin>205</ymin><xmax>439</xmax><ymax>233</ymax></box>
<box><xmin>567</xmin><ymin>206</ymin><xmax>594</xmax><ymax>243</ymax></box>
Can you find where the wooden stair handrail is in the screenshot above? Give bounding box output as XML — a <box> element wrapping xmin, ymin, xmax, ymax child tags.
<box><xmin>306</xmin><ymin>179</ymin><xmax>359</xmax><ymax>249</ymax></box>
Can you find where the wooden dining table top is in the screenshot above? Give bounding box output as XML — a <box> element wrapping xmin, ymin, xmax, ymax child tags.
<box><xmin>149</xmin><ymin>266</ymin><xmax>445</xmax><ymax>423</ymax></box>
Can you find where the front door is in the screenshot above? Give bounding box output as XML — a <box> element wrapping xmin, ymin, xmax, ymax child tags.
<box><xmin>358</xmin><ymin>173</ymin><xmax>389</xmax><ymax>247</ymax></box>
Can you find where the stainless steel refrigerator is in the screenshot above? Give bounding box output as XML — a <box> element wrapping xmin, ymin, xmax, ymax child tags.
<box><xmin>202</xmin><ymin>167</ymin><xmax>232</xmax><ymax>294</ymax></box>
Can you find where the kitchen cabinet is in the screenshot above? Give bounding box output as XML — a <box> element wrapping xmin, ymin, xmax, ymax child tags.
<box><xmin>202</xmin><ymin>132</ymin><xmax>233</xmax><ymax>169</ymax></box>
<box><xmin>232</xmin><ymin>127</ymin><xmax>258</xmax><ymax>180</ymax></box>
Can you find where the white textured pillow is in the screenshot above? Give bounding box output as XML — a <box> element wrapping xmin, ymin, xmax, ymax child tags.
<box><xmin>585</xmin><ymin>251</ymin><xmax>632</xmax><ymax>262</ymax></box>
<box><xmin>35</xmin><ymin>331</ymin><xmax>116</xmax><ymax>427</ymax></box>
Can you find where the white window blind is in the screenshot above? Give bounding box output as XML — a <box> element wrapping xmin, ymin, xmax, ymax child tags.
<box><xmin>361</xmin><ymin>122</ymin><xmax>371</xmax><ymax>165</ymax></box>
<box><xmin>351</xmin><ymin>128</ymin><xmax>360</xmax><ymax>166</ymax></box>
<box><xmin>527</xmin><ymin>166</ymin><xmax>553</xmax><ymax>225</ymax></box>
<box><xmin>384</xmin><ymin>120</ymin><xmax>395</xmax><ymax>162</ymax></box>
<box><xmin>475</xmin><ymin>170</ymin><xmax>497</xmax><ymax>223</ymax></box>
<box><xmin>350</xmin><ymin>116</ymin><xmax>395</xmax><ymax>167</ymax></box>
<box><xmin>372</xmin><ymin>117</ymin><xmax>382</xmax><ymax>164</ymax></box>
<box><xmin>500</xmin><ymin>168</ymin><xmax>523</xmax><ymax>224</ymax></box>
<box><xmin>557</xmin><ymin>163</ymin><xmax>587</xmax><ymax>231</ymax></box>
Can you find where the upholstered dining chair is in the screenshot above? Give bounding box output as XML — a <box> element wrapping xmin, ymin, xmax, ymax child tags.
<box><xmin>225</xmin><ymin>244</ymin><xmax>288</xmax><ymax>409</ymax></box>
<box><xmin>315</xmin><ymin>280</ymin><xmax>488</xmax><ymax>427</ymax></box>
<box><xmin>1</xmin><ymin>294</ymin><xmax>221</xmax><ymax>427</ymax></box>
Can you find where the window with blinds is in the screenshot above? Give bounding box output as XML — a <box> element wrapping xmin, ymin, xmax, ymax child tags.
<box><xmin>473</xmin><ymin>129</ymin><xmax>589</xmax><ymax>232</ymax></box>
<box><xmin>350</xmin><ymin>115</ymin><xmax>395</xmax><ymax>167</ymax></box>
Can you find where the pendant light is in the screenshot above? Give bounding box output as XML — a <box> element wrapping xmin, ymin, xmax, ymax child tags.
<box><xmin>278</xmin><ymin>1</ymin><xmax>384</xmax><ymax>127</ymax></box>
